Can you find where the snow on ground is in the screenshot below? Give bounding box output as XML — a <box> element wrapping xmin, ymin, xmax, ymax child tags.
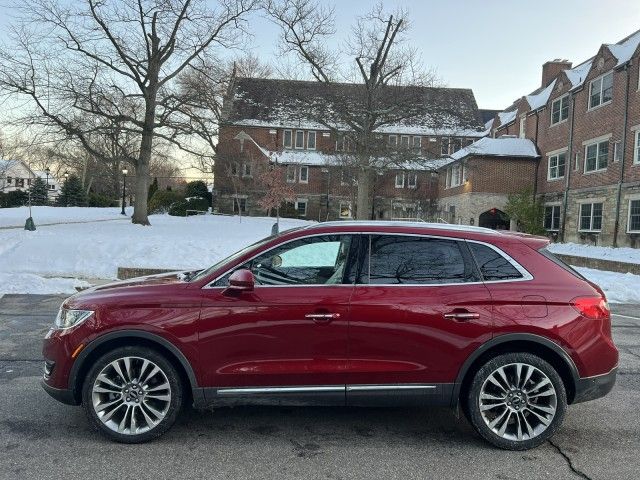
<box><xmin>0</xmin><ymin>273</ymin><xmax>90</xmax><ymax>295</ymax></box>
<box><xmin>574</xmin><ymin>267</ymin><xmax>640</xmax><ymax>304</ymax></box>
<box><xmin>548</xmin><ymin>242</ymin><xmax>640</xmax><ymax>265</ymax></box>
<box><xmin>0</xmin><ymin>206</ymin><xmax>134</xmax><ymax>228</ymax></box>
<box><xmin>0</xmin><ymin>210</ymin><xmax>312</xmax><ymax>294</ymax></box>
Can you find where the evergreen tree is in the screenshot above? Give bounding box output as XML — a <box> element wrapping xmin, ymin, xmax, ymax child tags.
<box><xmin>184</xmin><ymin>180</ymin><xmax>211</xmax><ymax>206</ymax></box>
<box><xmin>147</xmin><ymin>177</ymin><xmax>159</xmax><ymax>201</ymax></box>
<box><xmin>57</xmin><ymin>174</ymin><xmax>87</xmax><ymax>206</ymax></box>
<box><xmin>29</xmin><ymin>176</ymin><xmax>49</xmax><ymax>206</ymax></box>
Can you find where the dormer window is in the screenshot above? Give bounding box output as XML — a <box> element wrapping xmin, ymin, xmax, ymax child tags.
<box><xmin>551</xmin><ymin>95</ymin><xmax>569</xmax><ymax>125</ymax></box>
<box><xmin>388</xmin><ymin>135</ymin><xmax>397</xmax><ymax>147</ymax></box>
<box><xmin>307</xmin><ymin>131</ymin><xmax>316</xmax><ymax>150</ymax></box>
<box><xmin>400</xmin><ymin>135</ymin><xmax>410</xmax><ymax>149</ymax></box>
<box><xmin>589</xmin><ymin>71</ymin><xmax>613</xmax><ymax>109</ymax></box>
<box><xmin>283</xmin><ymin>130</ymin><xmax>292</xmax><ymax>149</ymax></box>
<box><xmin>295</xmin><ymin>130</ymin><xmax>305</xmax><ymax>149</ymax></box>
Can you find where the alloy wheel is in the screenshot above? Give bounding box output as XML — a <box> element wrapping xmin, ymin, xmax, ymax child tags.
<box><xmin>91</xmin><ymin>356</ymin><xmax>172</xmax><ymax>435</ymax></box>
<box><xmin>478</xmin><ymin>362</ymin><xmax>557</xmax><ymax>442</ymax></box>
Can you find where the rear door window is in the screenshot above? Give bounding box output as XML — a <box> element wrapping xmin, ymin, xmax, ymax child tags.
<box><xmin>360</xmin><ymin>235</ymin><xmax>479</xmax><ymax>285</ymax></box>
<box><xmin>467</xmin><ymin>242</ymin><xmax>523</xmax><ymax>281</ymax></box>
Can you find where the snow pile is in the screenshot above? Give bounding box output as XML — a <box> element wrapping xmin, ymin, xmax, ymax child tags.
<box><xmin>449</xmin><ymin>137</ymin><xmax>539</xmax><ymax>161</ymax></box>
<box><xmin>0</xmin><ymin>211</ymin><xmax>313</xmax><ymax>293</ymax></box>
<box><xmin>548</xmin><ymin>242</ymin><xmax>640</xmax><ymax>266</ymax></box>
<box><xmin>575</xmin><ymin>267</ymin><xmax>640</xmax><ymax>304</ymax></box>
<box><xmin>0</xmin><ymin>272</ymin><xmax>90</xmax><ymax>295</ymax></box>
<box><xmin>1</xmin><ymin>206</ymin><xmax>134</xmax><ymax>228</ymax></box>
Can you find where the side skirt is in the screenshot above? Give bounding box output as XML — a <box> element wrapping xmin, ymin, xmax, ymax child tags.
<box><xmin>192</xmin><ymin>384</ymin><xmax>455</xmax><ymax>408</ymax></box>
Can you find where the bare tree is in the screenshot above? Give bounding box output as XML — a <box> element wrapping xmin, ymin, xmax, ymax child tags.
<box><xmin>265</xmin><ymin>0</ymin><xmax>476</xmax><ymax>219</ymax></box>
<box><xmin>0</xmin><ymin>0</ymin><xmax>257</xmax><ymax>224</ymax></box>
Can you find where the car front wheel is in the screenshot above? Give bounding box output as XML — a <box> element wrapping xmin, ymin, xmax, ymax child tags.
<box><xmin>466</xmin><ymin>352</ymin><xmax>567</xmax><ymax>450</ymax></box>
<box><xmin>82</xmin><ymin>346</ymin><xmax>183</xmax><ymax>443</ymax></box>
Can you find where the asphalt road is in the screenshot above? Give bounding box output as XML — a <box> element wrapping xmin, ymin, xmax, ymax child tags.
<box><xmin>1</xmin><ymin>295</ymin><xmax>639</xmax><ymax>480</ymax></box>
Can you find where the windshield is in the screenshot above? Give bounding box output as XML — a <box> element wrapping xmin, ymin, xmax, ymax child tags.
<box><xmin>188</xmin><ymin>227</ymin><xmax>304</xmax><ymax>283</ymax></box>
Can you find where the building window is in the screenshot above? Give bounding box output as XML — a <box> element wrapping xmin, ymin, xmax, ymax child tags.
<box><xmin>589</xmin><ymin>71</ymin><xmax>613</xmax><ymax>109</ymax></box>
<box><xmin>242</xmin><ymin>163</ymin><xmax>252</xmax><ymax>177</ymax></box>
<box><xmin>629</xmin><ymin>200</ymin><xmax>640</xmax><ymax>232</ymax></box>
<box><xmin>307</xmin><ymin>131</ymin><xmax>316</xmax><ymax>150</ymax></box>
<box><xmin>233</xmin><ymin>197</ymin><xmax>247</xmax><ymax>214</ymax></box>
<box><xmin>299</xmin><ymin>165</ymin><xmax>309</xmax><ymax>183</ymax></box>
<box><xmin>613</xmin><ymin>141</ymin><xmax>622</xmax><ymax>162</ymax></box>
<box><xmin>17</xmin><ymin>178</ymin><xmax>24</xmax><ymax>188</ymax></box>
<box><xmin>519</xmin><ymin>116</ymin><xmax>526</xmax><ymax>138</ymax></box>
<box><xmin>574</xmin><ymin>152</ymin><xmax>580</xmax><ymax>171</ymax></box>
<box><xmin>584</xmin><ymin>140</ymin><xmax>609</xmax><ymax>172</ymax></box>
<box><xmin>548</xmin><ymin>152</ymin><xmax>566</xmax><ymax>180</ymax></box>
<box><xmin>6</xmin><ymin>176</ymin><xmax>12</xmax><ymax>185</ymax></box>
<box><xmin>412</xmin><ymin>136</ymin><xmax>421</xmax><ymax>151</ymax></box>
<box><xmin>407</xmin><ymin>172</ymin><xmax>417</xmax><ymax>189</ymax></box>
<box><xmin>388</xmin><ymin>135</ymin><xmax>397</xmax><ymax>147</ymax></box>
<box><xmin>283</xmin><ymin>130</ymin><xmax>292</xmax><ymax>149</ymax></box>
<box><xmin>447</xmin><ymin>164</ymin><xmax>463</xmax><ymax>187</ymax></box>
<box><xmin>339</xmin><ymin>201</ymin><xmax>352</xmax><ymax>219</ymax></box>
<box><xmin>295</xmin><ymin>130</ymin><xmax>305</xmax><ymax>149</ymax></box>
<box><xmin>400</xmin><ymin>135</ymin><xmax>410</xmax><ymax>149</ymax></box>
<box><xmin>579</xmin><ymin>202</ymin><xmax>603</xmax><ymax>232</ymax></box>
<box><xmin>544</xmin><ymin>205</ymin><xmax>560</xmax><ymax>231</ymax></box>
<box><xmin>634</xmin><ymin>130</ymin><xmax>640</xmax><ymax>164</ymax></box>
<box><xmin>452</xmin><ymin>138</ymin><xmax>462</xmax><ymax>153</ymax></box>
<box><xmin>230</xmin><ymin>163</ymin><xmax>238</xmax><ymax>176</ymax></box>
<box><xmin>286</xmin><ymin>165</ymin><xmax>296</xmax><ymax>183</ymax></box>
<box><xmin>441</xmin><ymin>138</ymin><xmax>449</xmax><ymax>155</ymax></box>
<box><xmin>551</xmin><ymin>95</ymin><xmax>569</xmax><ymax>125</ymax></box>
<box><xmin>395</xmin><ymin>172</ymin><xmax>405</xmax><ymax>188</ymax></box>
<box><xmin>295</xmin><ymin>199</ymin><xmax>308</xmax><ymax>217</ymax></box>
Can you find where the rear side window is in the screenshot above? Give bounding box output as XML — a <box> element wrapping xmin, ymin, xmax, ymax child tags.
<box><xmin>362</xmin><ymin>235</ymin><xmax>478</xmax><ymax>285</ymax></box>
<box><xmin>468</xmin><ymin>242</ymin><xmax>523</xmax><ymax>281</ymax></box>
<box><xmin>537</xmin><ymin>248</ymin><xmax>586</xmax><ymax>280</ymax></box>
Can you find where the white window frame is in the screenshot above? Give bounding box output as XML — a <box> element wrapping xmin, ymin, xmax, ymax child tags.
<box><xmin>628</xmin><ymin>199</ymin><xmax>640</xmax><ymax>233</ymax></box>
<box><xmin>388</xmin><ymin>135</ymin><xmax>397</xmax><ymax>147</ymax></box>
<box><xmin>294</xmin><ymin>130</ymin><xmax>305</xmax><ymax>149</ymax></box>
<box><xmin>544</xmin><ymin>204</ymin><xmax>561</xmax><ymax>231</ymax></box>
<box><xmin>519</xmin><ymin>116</ymin><xmax>526</xmax><ymax>138</ymax></box>
<box><xmin>283</xmin><ymin>129</ymin><xmax>292</xmax><ymax>149</ymax></box>
<box><xmin>395</xmin><ymin>172</ymin><xmax>405</xmax><ymax>188</ymax></box>
<box><xmin>584</xmin><ymin>139</ymin><xmax>609</xmax><ymax>173</ymax></box>
<box><xmin>412</xmin><ymin>136</ymin><xmax>421</xmax><ymax>151</ymax></box>
<box><xmin>307</xmin><ymin>131</ymin><xmax>316</xmax><ymax>150</ymax></box>
<box><xmin>299</xmin><ymin>165</ymin><xmax>309</xmax><ymax>184</ymax></box>
<box><xmin>400</xmin><ymin>135</ymin><xmax>410</xmax><ymax>149</ymax></box>
<box><xmin>588</xmin><ymin>71</ymin><xmax>613</xmax><ymax>110</ymax></box>
<box><xmin>339</xmin><ymin>201</ymin><xmax>353</xmax><ymax>219</ymax></box>
<box><xmin>578</xmin><ymin>202</ymin><xmax>603</xmax><ymax>233</ymax></box>
<box><xmin>441</xmin><ymin>138</ymin><xmax>450</xmax><ymax>155</ymax></box>
<box><xmin>286</xmin><ymin>165</ymin><xmax>296</xmax><ymax>183</ymax></box>
<box><xmin>447</xmin><ymin>164</ymin><xmax>463</xmax><ymax>188</ymax></box>
<box><xmin>547</xmin><ymin>152</ymin><xmax>566</xmax><ymax>180</ymax></box>
<box><xmin>407</xmin><ymin>172</ymin><xmax>417</xmax><ymax>189</ymax></box>
<box><xmin>550</xmin><ymin>94</ymin><xmax>569</xmax><ymax>125</ymax></box>
<box><xmin>242</xmin><ymin>162</ymin><xmax>252</xmax><ymax>178</ymax></box>
<box><xmin>295</xmin><ymin>198</ymin><xmax>308</xmax><ymax>217</ymax></box>
<box><xmin>634</xmin><ymin>130</ymin><xmax>640</xmax><ymax>164</ymax></box>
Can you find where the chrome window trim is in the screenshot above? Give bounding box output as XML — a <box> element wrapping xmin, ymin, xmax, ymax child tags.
<box><xmin>202</xmin><ymin>231</ymin><xmax>534</xmax><ymax>289</ymax></box>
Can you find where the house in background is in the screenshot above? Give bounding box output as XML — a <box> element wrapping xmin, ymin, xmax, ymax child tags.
<box><xmin>214</xmin><ymin>77</ymin><xmax>487</xmax><ymax>221</ymax></box>
<box><xmin>1</xmin><ymin>159</ymin><xmax>61</xmax><ymax>202</ymax></box>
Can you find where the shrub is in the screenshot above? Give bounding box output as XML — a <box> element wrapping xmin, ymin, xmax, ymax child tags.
<box><xmin>185</xmin><ymin>180</ymin><xmax>211</xmax><ymax>206</ymax></box>
<box><xmin>148</xmin><ymin>189</ymin><xmax>184</xmax><ymax>214</ymax></box>
<box><xmin>1</xmin><ymin>190</ymin><xmax>29</xmax><ymax>208</ymax></box>
<box><xmin>88</xmin><ymin>193</ymin><xmax>118</xmax><ymax>207</ymax></box>
<box><xmin>504</xmin><ymin>188</ymin><xmax>546</xmax><ymax>235</ymax></box>
<box><xmin>168</xmin><ymin>197</ymin><xmax>210</xmax><ymax>216</ymax></box>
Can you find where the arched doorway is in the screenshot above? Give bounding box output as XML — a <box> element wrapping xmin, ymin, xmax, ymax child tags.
<box><xmin>479</xmin><ymin>208</ymin><xmax>510</xmax><ymax>230</ymax></box>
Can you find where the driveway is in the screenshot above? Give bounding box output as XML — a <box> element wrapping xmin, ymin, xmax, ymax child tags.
<box><xmin>1</xmin><ymin>295</ymin><xmax>639</xmax><ymax>480</ymax></box>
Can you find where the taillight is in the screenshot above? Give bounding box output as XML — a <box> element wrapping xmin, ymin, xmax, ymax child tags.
<box><xmin>570</xmin><ymin>296</ymin><xmax>610</xmax><ymax>320</ymax></box>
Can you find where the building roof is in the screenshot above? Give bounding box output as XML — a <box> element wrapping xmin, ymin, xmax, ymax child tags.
<box><xmin>526</xmin><ymin>79</ymin><xmax>557</xmax><ymax>111</ymax></box>
<box><xmin>439</xmin><ymin>137</ymin><xmax>539</xmax><ymax>165</ymax></box>
<box><xmin>224</xmin><ymin>77</ymin><xmax>486</xmax><ymax>137</ymax></box>
<box><xmin>605</xmin><ymin>29</ymin><xmax>640</xmax><ymax>67</ymax></box>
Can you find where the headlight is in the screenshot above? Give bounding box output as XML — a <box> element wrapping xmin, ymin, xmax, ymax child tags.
<box><xmin>54</xmin><ymin>308</ymin><xmax>94</xmax><ymax>330</ymax></box>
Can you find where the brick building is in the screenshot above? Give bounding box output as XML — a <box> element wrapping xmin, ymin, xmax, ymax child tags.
<box><xmin>214</xmin><ymin>78</ymin><xmax>486</xmax><ymax>221</ymax></box>
<box><xmin>491</xmin><ymin>30</ymin><xmax>640</xmax><ymax>247</ymax></box>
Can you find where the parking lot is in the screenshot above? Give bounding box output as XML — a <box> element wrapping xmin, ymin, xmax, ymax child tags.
<box><xmin>1</xmin><ymin>294</ymin><xmax>639</xmax><ymax>480</ymax></box>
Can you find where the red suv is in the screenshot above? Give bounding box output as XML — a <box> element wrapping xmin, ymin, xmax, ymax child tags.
<box><xmin>42</xmin><ymin>221</ymin><xmax>618</xmax><ymax>449</ymax></box>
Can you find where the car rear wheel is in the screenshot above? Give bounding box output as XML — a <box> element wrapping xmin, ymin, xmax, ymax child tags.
<box><xmin>82</xmin><ymin>346</ymin><xmax>183</xmax><ymax>443</ymax></box>
<box><xmin>466</xmin><ymin>352</ymin><xmax>567</xmax><ymax>450</ymax></box>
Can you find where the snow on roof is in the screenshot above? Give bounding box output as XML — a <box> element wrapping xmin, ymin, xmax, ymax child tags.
<box><xmin>484</xmin><ymin>118</ymin><xmax>494</xmax><ymax>131</ymax></box>
<box><xmin>447</xmin><ymin>137</ymin><xmax>539</xmax><ymax>162</ymax></box>
<box><xmin>526</xmin><ymin>79</ymin><xmax>557</xmax><ymax>110</ymax></box>
<box><xmin>565</xmin><ymin>59</ymin><xmax>594</xmax><ymax>89</ymax></box>
<box><xmin>606</xmin><ymin>29</ymin><xmax>640</xmax><ymax>67</ymax></box>
<box><xmin>497</xmin><ymin>110</ymin><xmax>517</xmax><ymax>126</ymax></box>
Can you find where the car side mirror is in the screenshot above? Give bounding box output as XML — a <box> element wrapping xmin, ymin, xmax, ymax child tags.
<box><xmin>226</xmin><ymin>269</ymin><xmax>255</xmax><ymax>293</ymax></box>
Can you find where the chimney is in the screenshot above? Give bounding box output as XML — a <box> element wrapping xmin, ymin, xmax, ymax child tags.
<box><xmin>541</xmin><ymin>59</ymin><xmax>572</xmax><ymax>87</ymax></box>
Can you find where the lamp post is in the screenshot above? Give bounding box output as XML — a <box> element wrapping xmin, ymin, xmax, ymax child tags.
<box><xmin>63</xmin><ymin>171</ymin><xmax>69</xmax><ymax>207</ymax></box>
<box><xmin>121</xmin><ymin>168</ymin><xmax>128</xmax><ymax>215</ymax></box>
<box><xmin>45</xmin><ymin>167</ymin><xmax>50</xmax><ymax>205</ymax></box>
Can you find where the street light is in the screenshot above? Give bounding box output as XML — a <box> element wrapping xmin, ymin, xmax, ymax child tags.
<box><xmin>121</xmin><ymin>168</ymin><xmax>128</xmax><ymax>215</ymax></box>
<box><xmin>63</xmin><ymin>171</ymin><xmax>69</xmax><ymax>207</ymax></box>
<box><xmin>45</xmin><ymin>167</ymin><xmax>50</xmax><ymax>205</ymax></box>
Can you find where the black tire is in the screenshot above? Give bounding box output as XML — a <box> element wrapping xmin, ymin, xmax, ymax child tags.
<box><xmin>465</xmin><ymin>352</ymin><xmax>567</xmax><ymax>450</ymax></box>
<box><xmin>82</xmin><ymin>345</ymin><xmax>183</xmax><ymax>443</ymax></box>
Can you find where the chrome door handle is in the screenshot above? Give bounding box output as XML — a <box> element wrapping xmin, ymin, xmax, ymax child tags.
<box><xmin>305</xmin><ymin>313</ymin><xmax>341</xmax><ymax>320</ymax></box>
<box><xmin>443</xmin><ymin>312</ymin><xmax>480</xmax><ymax>320</ymax></box>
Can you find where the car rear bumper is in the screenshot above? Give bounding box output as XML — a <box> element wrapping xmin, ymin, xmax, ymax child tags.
<box><xmin>572</xmin><ymin>367</ymin><xmax>617</xmax><ymax>404</ymax></box>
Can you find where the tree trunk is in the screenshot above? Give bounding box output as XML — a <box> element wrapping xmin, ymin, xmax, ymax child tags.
<box><xmin>356</xmin><ymin>167</ymin><xmax>373</xmax><ymax>220</ymax></box>
<box><xmin>131</xmin><ymin>89</ymin><xmax>157</xmax><ymax>225</ymax></box>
